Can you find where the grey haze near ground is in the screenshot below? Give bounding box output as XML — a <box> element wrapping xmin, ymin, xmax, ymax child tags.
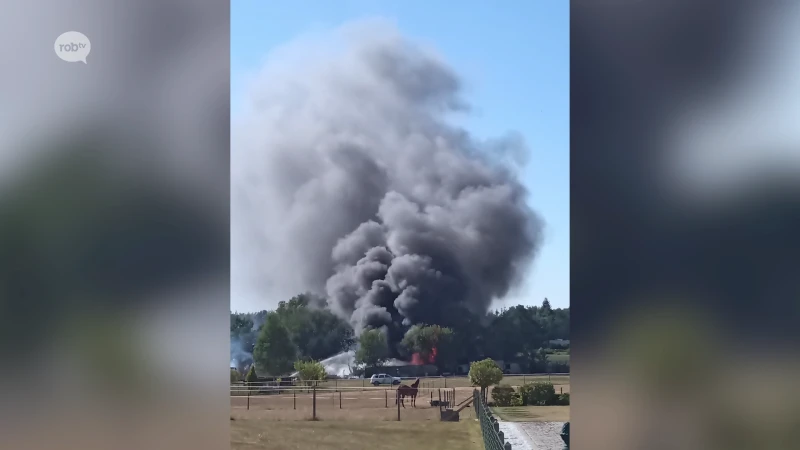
<box><xmin>232</xmin><ymin>20</ymin><xmax>543</xmax><ymax>338</ymax></box>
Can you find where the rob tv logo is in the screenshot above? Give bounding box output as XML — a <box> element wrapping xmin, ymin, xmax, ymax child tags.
<box><xmin>54</xmin><ymin>31</ymin><xmax>91</xmax><ymax>63</ymax></box>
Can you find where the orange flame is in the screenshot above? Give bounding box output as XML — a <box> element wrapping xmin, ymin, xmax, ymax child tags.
<box><xmin>410</xmin><ymin>347</ymin><xmax>438</xmax><ymax>365</ymax></box>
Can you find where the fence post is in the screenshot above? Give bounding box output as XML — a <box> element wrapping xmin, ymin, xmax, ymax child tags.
<box><xmin>504</xmin><ymin>442</ymin><xmax>512</xmax><ymax>450</ymax></box>
<box><xmin>247</xmin><ymin>390</ymin><xmax>250</xmax><ymax>411</ymax></box>
<box><xmin>312</xmin><ymin>386</ymin><xmax>317</xmax><ymax>420</ymax></box>
<box><xmin>339</xmin><ymin>390</ymin><xmax>342</xmax><ymax>409</ymax></box>
<box><xmin>293</xmin><ymin>389</ymin><xmax>296</xmax><ymax>410</ymax></box>
<box><xmin>396</xmin><ymin>390</ymin><xmax>400</xmax><ymax>421</ymax></box>
<box><xmin>385</xmin><ymin>390</ymin><xmax>388</xmax><ymax>408</ymax></box>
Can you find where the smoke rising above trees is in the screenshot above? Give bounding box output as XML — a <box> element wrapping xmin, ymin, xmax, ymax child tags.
<box><xmin>233</xmin><ymin>20</ymin><xmax>543</xmax><ymax>352</ymax></box>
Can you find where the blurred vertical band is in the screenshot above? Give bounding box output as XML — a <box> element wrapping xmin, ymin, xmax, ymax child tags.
<box><xmin>572</xmin><ymin>1</ymin><xmax>800</xmax><ymax>449</ymax></box>
<box><xmin>0</xmin><ymin>1</ymin><xmax>229</xmax><ymax>450</ymax></box>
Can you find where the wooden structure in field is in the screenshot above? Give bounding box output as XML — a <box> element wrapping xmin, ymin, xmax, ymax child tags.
<box><xmin>436</xmin><ymin>388</ymin><xmax>474</xmax><ymax>421</ymax></box>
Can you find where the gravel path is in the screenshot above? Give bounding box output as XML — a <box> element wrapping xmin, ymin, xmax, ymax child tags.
<box><xmin>516</xmin><ymin>422</ymin><xmax>565</xmax><ymax>450</ymax></box>
<box><xmin>496</xmin><ymin>420</ymin><xmax>565</xmax><ymax>450</ymax></box>
<box><xmin>498</xmin><ymin>422</ymin><xmax>535</xmax><ymax>450</ymax></box>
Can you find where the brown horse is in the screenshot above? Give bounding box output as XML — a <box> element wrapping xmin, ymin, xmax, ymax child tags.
<box><xmin>396</xmin><ymin>378</ymin><xmax>420</xmax><ymax>408</ymax></box>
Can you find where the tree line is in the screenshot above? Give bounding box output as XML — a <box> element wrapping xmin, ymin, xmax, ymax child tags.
<box><xmin>231</xmin><ymin>294</ymin><xmax>569</xmax><ymax>377</ymax></box>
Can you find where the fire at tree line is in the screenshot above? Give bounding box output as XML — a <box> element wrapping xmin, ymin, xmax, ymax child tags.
<box><xmin>231</xmin><ymin>294</ymin><xmax>568</xmax><ymax>380</ymax></box>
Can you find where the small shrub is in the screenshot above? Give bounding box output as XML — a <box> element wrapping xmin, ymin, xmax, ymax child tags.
<box><xmin>294</xmin><ymin>360</ymin><xmax>327</xmax><ymax>388</ymax></box>
<box><xmin>511</xmin><ymin>393</ymin><xmax>524</xmax><ymax>406</ymax></box>
<box><xmin>517</xmin><ymin>384</ymin><xmax>532</xmax><ymax>405</ymax></box>
<box><xmin>556</xmin><ymin>393</ymin><xmax>570</xmax><ymax>405</ymax></box>
<box><xmin>230</xmin><ymin>368</ymin><xmax>241</xmax><ymax>383</ymax></box>
<box><xmin>245</xmin><ymin>365</ymin><xmax>259</xmax><ymax>383</ymax></box>
<box><xmin>519</xmin><ymin>381</ymin><xmax>556</xmax><ymax>406</ymax></box>
<box><xmin>491</xmin><ymin>385</ymin><xmax>515</xmax><ymax>407</ymax></box>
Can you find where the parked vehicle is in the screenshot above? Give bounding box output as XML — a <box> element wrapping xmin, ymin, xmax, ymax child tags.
<box><xmin>370</xmin><ymin>373</ymin><xmax>401</xmax><ymax>385</ymax></box>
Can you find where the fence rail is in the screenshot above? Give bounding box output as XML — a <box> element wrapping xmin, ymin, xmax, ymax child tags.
<box><xmin>232</xmin><ymin>384</ymin><xmax>415</xmax><ymax>420</ymax></box>
<box><xmin>231</xmin><ymin>373</ymin><xmax>569</xmax><ymax>389</ymax></box>
<box><xmin>474</xmin><ymin>389</ymin><xmax>512</xmax><ymax>450</ymax></box>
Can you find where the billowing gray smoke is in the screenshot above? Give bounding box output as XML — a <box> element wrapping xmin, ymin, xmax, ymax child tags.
<box><xmin>232</xmin><ymin>20</ymin><xmax>543</xmax><ymax>347</ymax></box>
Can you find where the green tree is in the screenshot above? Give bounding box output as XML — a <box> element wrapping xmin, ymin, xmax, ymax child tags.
<box><xmin>245</xmin><ymin>365</ymin><xmax>258</xmax><ymax>383</ymax></box>
<box><xmin>293</xmin><ymin>360</ymin><xmax>327</xmax><ymax>388</ymax></box>
<box><xmin>253</xmin><ymin>313</ymin><xmax>296</xmax><ymax>376</ymax></box>
<box><xmin>355</xmin><ymin>329</ymin><xmax>389</xmax><ymax>371</ymax></box>
<box><xmin>468</xmin><ymin>358</ymin><xmax>503</xmax><ymax>400</ymax></box>
<box><xmin>541</xmin><ymin>298</ymin><xmax>553</xmax><ymax>316</ymax></box>
<box><xmin>401</xmin><ymin>324</ymin><xmax>457</xmax><ymax>372</ymax></box>
<box><xmin>275</xmin><ymin>294</ymin><xmax>355</xmax><ymax>360</ymax></box>
<box><xmin>230</xmin><ymin>368</ymin><xmax>241</xmax><ymax>383</ymax></box>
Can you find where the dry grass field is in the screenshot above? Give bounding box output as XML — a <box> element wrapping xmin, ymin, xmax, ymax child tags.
<box><xmin>231</xmin><ymin>387</ymin><xmax>453</xmax><ymax>421</ymax></box>
<box><xmin>230</xmin><ymin>415</ymin><xmax>483</xmax><ymax>450</ymax></box>
<box><xmin>230</xmin><ymin>375</ymin><xmax>570</xmax><ymax>449</ymax></box>
<box><xmin>231</xmin><ymin>389</ymin><xmax>484</xmax><ymax>450</ymax></box>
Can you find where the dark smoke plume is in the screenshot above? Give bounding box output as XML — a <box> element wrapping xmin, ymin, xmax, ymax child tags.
<box><xmin>232</xmin><ymin>20</ymin><xmax>543</xmax><ymax>350</ymax></box>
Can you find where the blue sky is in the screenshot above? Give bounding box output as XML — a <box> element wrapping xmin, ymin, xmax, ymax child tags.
<box><xmin>231</xmin><ymin>0</ymin><xmax>569</xmax><ymax>309</ymax></box>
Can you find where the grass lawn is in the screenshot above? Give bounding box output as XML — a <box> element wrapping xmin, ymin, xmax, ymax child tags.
<box><xmin>230</xmin><ymin>417</ymin><xmax>484</xmax><ymax>450</ymax></box>
<box><xmin>490</xmin><ymin>406</ymin><xmax>569</xmax><ymax>422</ymax></box>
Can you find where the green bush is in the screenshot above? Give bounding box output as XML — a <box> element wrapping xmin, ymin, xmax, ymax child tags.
<box><xmin>556</xmin><ymin>393</ymin><xmax>570</xmax><ymax>405</ymax></box>
<box><xmin>230</xmin><ymin>368</ymin><xmax>241</xmax><ymax>383</ymax></box>
<box><xmin>491</xmin><ymin>385</ymin><xmax>515</xmax><ymax>406</ymax></box>
<box><xmin>293</xmin><ymin>360</ymin><xmax>327</xmax><ymax>386</ymax></box>
<box><xmin>245</xmin><ymin>365</ymin><xmax>259</xmax><ymax>383</ymax></box>
<box><xmin>511</xmin><ymin>393</ymin><xmax>524</xmax><ymax>407</ymax></box>
<box><xmin>519</xmin><ymin>381</ymin><xmax>556</xmax><ymax>406</ymax></box>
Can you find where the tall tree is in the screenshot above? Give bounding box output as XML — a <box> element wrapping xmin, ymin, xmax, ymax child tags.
<box><xmin>355</xmin><ymin>329</ymin><xmax>389</xmax><ymax>370</ymax></box>
<box><xmin>541</xmin><ymin>298</ymin><xmax>553</xmax><ymax>316</ymax></box>
<box><xmin>275</xmin><ymin>294</ymin><xmax>354</xmax><ymax>361</ymax></box>
<box><xmin>401</xmin><ymin>324</ymin><xmax>457</xmax><ymax>371</ymax></box>
<box><xmin>253</xmin><ymin>313</ymin><xmax>296</xmax><ymax>376</ymax></box>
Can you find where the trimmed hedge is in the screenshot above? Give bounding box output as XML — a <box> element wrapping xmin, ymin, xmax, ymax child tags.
<box><xmin>491</xmin><ymin>385</ymin><xmax>516</xmax><ymax>407</ymax></box>
<box><xmin>519</xmin><ymin>381</ymin><xmax>557</xmax><ymax>406</ymax></box>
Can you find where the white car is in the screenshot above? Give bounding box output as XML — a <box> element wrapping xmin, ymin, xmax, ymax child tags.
<box><xmin>370</xmin><ymin>373</ymin><xmax>401</xmax><ymax>385</ymax></box>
